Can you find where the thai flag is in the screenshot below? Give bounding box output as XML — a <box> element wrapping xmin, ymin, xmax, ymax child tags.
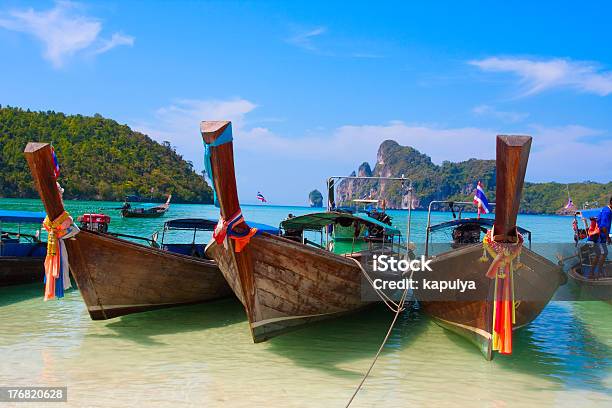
<box><xmin>256</xmin><ymin>192</ymin><xmax>267</xmax><ymax>203</ymax></box>
<box><xmin>51</xmin><ymin>146</ymin><xmax>60</xmax><ymax>179</ymax></box>
<box><xmin>473</xmin><ymin>181</ymin><xmax>491</xmax><ymax>217</ymax></box>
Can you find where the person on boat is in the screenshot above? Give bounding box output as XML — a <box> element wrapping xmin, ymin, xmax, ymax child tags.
<box><xmin>592</xmin><ymin>197</ymin><xmax>612</xmax><ymax>278</ymax></box>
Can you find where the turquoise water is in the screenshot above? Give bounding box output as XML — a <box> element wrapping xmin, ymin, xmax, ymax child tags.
<box><xmin>0</xmin><ymin>198</ymin><xmax>610</xmax><ymax>407</ymax></box>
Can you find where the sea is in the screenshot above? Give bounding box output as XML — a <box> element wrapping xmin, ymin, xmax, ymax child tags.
<box><xmin>0</xmin><ymin>198</ymin><xmax>610</xmax><ymax>407</ymax></box>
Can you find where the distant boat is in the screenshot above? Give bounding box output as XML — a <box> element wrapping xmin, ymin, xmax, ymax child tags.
<box><xmin>413</xmin><ymin>136</ymin><xmax>566</xmax><ymax>360</ymax></box>
<box><xmin>121</xmin><ymin>194</ymin><xmax>172</xmax><ymax>218</ymax></box>
<box><xmin>0</xmin><ymin>210</ymin><xmax>46</xmax><ymax>286</ymax></box>
<box><xmin>563</xmin><ymin>207</ymin><xmax>611</xmax><ymax>302</ymax></box>
<box><xmin>25</xmin><ymin>142</ymin><xmax>233</xmax><ymax>319</ymax></box>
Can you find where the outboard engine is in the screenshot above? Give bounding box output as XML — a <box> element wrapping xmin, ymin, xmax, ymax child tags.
<box><xmin>77</xmin><ymin>213</ymin><xmax>111</xmax><ymax>233</ymax></box>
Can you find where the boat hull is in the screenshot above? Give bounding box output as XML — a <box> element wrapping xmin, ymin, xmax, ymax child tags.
<box><xmin>121</xmin><ymin>209</ymin><xmax>166</xmax><ymax>218</ymax></box>
<box><xmin>415</xmin><ymin>244</ymin><xmax>565</xmax><ymax>359</ymax></box>
<box><xmin>206</xmin><ymin>233</ymin><xmax>370</xmax><ymax>342</ymax></box>
<box><xmin>0</xmin><ymin>257</ymin><xmax>45</xmax><ymax>286</ymax></box>
<box><xmin>568</xmin><ymin>262</ymin><xmax>612</xmax><ymax>302</ymax></box>
<box><xmin>66</xmin><ymin>230</ymin><xmax>232</xmax><ymax>319</ymax></box>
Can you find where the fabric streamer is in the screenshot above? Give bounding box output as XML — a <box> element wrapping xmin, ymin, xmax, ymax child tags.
<box><xmin>480</xmin><ymin>228</ymin><xmax>524</xmax><ymax>355</ymax></box>
<box><xmin>42</xmin><ymin>210</ymin><xmax>80</xmax><ymax>300</ymax></box>
<box><xmin>213</xmin><ymin>209</ymin><xmax>259</xmax><ymax>253</ymax></box>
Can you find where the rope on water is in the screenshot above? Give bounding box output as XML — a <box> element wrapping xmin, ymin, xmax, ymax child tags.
<box><xmin>345</xmin><ymin>257</ymin><xmax>413</xmax><ymax>407</ymax></box>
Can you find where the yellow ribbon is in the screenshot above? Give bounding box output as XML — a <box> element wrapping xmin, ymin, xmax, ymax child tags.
<box><xmin>43</xmin><ymin>211</ymin><xmax>70</xmax><ymax>257</ymax></box>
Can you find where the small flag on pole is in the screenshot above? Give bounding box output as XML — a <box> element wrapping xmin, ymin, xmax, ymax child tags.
<box><xmin>256</xmin><ymin>192</ymin><xmax>267</xmax><ymax>203</ymax></box>
<box><xmin>473</xmin><ymin>181</ymin><xmax>491</xmax><ymax>218</ymax></box>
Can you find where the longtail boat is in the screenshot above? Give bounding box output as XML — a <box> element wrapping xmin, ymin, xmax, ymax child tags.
<box><xmin>24</xmin><ymin>142</ymin><xmax>232</xmax><ymax>319</ymax></box>
<box><xmin>201</xmin><ymin>121</ymin><xmax>408</xmax><ymax>342</ymax></box>
<box><xmin>0</xmin><ymin>210</ymin><xmax>46</xmax><ymax>286</ymax></box>
<box><xmin>414</xmin><ymin>135</ymin><xmax>566</xmax><ymax>359</ymax></box>
<box><xmin>563</xmin><ymin>207</ymin><xmax>611</xmax><ymax>302</ymax></box>
<box><xmin>121</xmin><ymin>194</ymin><xmax>172</xmax><ymax>218</ymax></box>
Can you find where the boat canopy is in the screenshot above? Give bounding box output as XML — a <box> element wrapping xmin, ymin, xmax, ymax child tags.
<box><xmin>164</xmin><ymin>218</ymin><xmax>218</xmax><ymax>231</ymax></box>
<box><xmin>0</xmin><ymin>210</ymin><xmax>46</xmax><ymax>224</ymax></box>
<box><xmin>352</xmin><ymin>199</ymin><xmax>378</xmax><ymax>204</ymax></box>
<box><xmin>429</xmin><ymin>218</ymin><xmax>532</xmax><ymax>241</ymax></box>
<box><xmin>246</xmin><ymin>221</ymin><xmax>280</xmax><ymax>235</ymax></box>
<box><xmin>164</xmin><ymin>218</ymin><xmax>280</xmax><ymax>235</ymax></box>
<box><xmin>280</xmin><ymin>211</ymin><xmax>401</xmax><ymax>236</ymax></box>
<box><xmin>577</xmin><ymin>207</ymin><xmax>603</xmax><ymax>220</ymax></box>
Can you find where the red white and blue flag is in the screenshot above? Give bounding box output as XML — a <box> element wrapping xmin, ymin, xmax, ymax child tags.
<box><xmin>473</xmin><ymin>181</ymin><xmax>491</xmax><ymax>218</ymax></box>
<box><xmin>256</xmin><ymin>192</ymin><xmax>267</xmax><ymax>203</ymax></box>
<box><xmin>51</xmin><ymin>146</ymin><xmax>60</xmax><ymax>179</ymax></box>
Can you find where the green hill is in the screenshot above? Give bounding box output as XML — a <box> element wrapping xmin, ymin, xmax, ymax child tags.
<box><xmin>0</xmin><ymin>106</ymin><xmax>213</xmax><ymax>203</ymax></box>
<box><xmin>337</xmin><ymin>140</ymin><xmax>611</xmax><ymax>214</ymax></box>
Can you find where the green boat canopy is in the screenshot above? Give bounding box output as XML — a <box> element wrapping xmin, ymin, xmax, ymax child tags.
<box><xmin>280</xmin><ymin>211</ymin><xmax>401</xmax><ymax>236</ymax></box>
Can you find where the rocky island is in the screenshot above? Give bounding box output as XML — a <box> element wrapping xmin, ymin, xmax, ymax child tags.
<box><xmin>309</xmin><ymin>189</ymin><xmax>323</xmax><ymax>207</ymax></box>
<box><xmin>336</xmin><ymin>140</ymin><xmax>611</xmax><ymax>214</ymax></box>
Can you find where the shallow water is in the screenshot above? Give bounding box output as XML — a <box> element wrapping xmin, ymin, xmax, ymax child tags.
<box><xmin>0</xmin><ymin>199</ymin><xmax>610</xmax><ymax>407</ymax></box>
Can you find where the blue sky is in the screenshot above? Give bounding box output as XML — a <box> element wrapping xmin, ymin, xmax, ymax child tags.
<box><xmin>1</xmin><ymin>1</ymin><xmax>611</xmax><ymax>205</ymax></box>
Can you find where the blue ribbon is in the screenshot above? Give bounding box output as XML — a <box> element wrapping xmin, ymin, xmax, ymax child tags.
<box><xmin>203</xmin><ymin>124</ymin><xmax>234</xmax><ymax>207</ymax></box>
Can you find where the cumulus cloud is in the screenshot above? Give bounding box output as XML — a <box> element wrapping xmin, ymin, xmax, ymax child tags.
<box><xmin>0</xmin><ymin>1</ymin><xmax>133</xmax><ymax>67</ymax></box>
<box><xmin>470</xmin><ymin>57</ymin><xmax>612</xmax><ymax>97</ymax></box>
<box><xmin>132</xmin><ymin>98</ymin><xmax>258</xmax><ymax>164</ymax></box>
<box><xmin>134</xmin><ymin>98</ymin><xmax>611</xmax><ymax>203</ymax></box>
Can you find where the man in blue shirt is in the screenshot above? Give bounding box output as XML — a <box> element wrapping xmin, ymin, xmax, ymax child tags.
<box><xmin>593</xmin><ymin>196</ymin><xmax>612</xmax><ymax>278</ymax></box>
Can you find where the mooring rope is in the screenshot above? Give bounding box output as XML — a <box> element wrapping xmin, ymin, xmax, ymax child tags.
<box><xmin>345</xmin><ymin>284</ymin><xmax>410</xmax><ymax>407</ymax></box>
<box><xmin>345</xmin><ymin>256</ymin><xmax>413</xmax><ymax>407</ymax></box>
<box><xmin>349</xmin><ymin>257</ymin><xmax>403</xmax><ymax>313</ymax></box>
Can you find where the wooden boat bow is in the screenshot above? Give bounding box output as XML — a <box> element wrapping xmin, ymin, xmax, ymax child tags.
<box><xmin>24</xmin><ymin>143</ymin><xmax>65</xmax><ymax>221</ymax></box>
<box><xmin>493</xmin><ymin>135</ymin><xmax>532</xmax><ymax>242</ymax></box>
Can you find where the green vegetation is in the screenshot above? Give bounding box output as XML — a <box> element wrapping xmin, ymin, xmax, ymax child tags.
<box><xmin>338</xmin><ymin>140</ymin><xmax>611</xmax><ymax>214</ymax></box>
<box><xmin>0</xmin><ymin>106</ymin><xmax>213</xmax><ymax>203</ymax></box>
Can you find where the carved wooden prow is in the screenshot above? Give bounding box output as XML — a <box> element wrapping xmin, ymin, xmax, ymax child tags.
<box><xmin>493</xmin><ymin>135</ymin><xmax>532</xmax><ymax>242</ymax></box>
<box><xmin>24</xmin><ymin>142</ymin><xmax>66</xmax><ymax>220</ymax></box>
<box><xmin>200</xmin><ymin>121</ymin><xmax>243</xmax><ymax>223</ymax></box>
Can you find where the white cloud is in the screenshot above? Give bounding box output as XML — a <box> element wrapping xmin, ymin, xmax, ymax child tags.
<box><xmin>472</xmin><ymin>104</ymin><xmax>529</xmax><ymax>123</ymax></box>
<box><xmin>286</xmin><ymin>26</ymin><xmax>327</xmax><ymax>52</ymax></box>
<box><xmin>133</xmin><ymin>98</ymin><xmax>611</xmax><ymax>204</ymax></box>
<box><xmin>0</xmin><ymin>1</ymin><xmax>133</xmax><ymax>67</ymax></box>
<box><xmin>132</xmin><ymin>98</ymin><xmax>257</xmax><ymax>163</ymax></box>
<box><xmin>470</xmin><ymin>57</ymin><xmax>612</xmax><ymax>97</ymax></box>
<box><xmin>93</xmin><ymin>32</ymin><xmax>134</xmax><ymax>55</ymax></box>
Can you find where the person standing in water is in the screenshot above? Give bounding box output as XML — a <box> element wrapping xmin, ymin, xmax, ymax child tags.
<box><xmin>593</xmin><ymin>196</ymin><xmax>612</xmax><ymax>278</ymax></box>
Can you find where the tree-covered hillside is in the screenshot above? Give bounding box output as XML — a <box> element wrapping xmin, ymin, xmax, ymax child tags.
<box><xmin>338</xmin><ymin>140</ymin><xmax>611</xmax><ymax>214</ymax></box>
<box><xmin>0</xmin><ymin>106</ymin><xmax>213</xmax><ymax>203</ymax></box>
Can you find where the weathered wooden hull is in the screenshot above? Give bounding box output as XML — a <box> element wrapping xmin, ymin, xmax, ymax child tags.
<box><xmin>206</xmin><ymin>232</ymin><xmax>369</xmax><ymax>342</ymax></box>
<box><xmin>66</xmin><ymin>230</ymin><xmax>232</xmax><ymax>319</ymax></box>
<box><xmin>0</xmin><ymin>257</ymin><xmax>45</xmax><ymax>287</ymax></box>
<box><xmin>415</xmin><ymin>244</ymin><xmax>565</xmax><ymax>359</ymax></box>
<box><xmin>121</xmin><ymin>209</ymin><xmax>167</xmax><ymax>218</ymax></box>
<box><xmin>568</xmin><ymin>263</ymin><xmax>612</xmax><ymax>302</ymax></box>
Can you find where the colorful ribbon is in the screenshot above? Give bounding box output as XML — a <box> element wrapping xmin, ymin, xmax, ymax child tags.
<box><xmin>213</xmin><ymin>209</ymin><xmax>259</xmax><ymax>253</ymax></box>
<box><xmin>42</xmin><ymin>211</ymin><xmax>80</xmax><ymax>300</ymax></box>
<box><xmin>480</xmin><ymin>228</ymin><xmax>524</xmax><ymax>355</ymax></box>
